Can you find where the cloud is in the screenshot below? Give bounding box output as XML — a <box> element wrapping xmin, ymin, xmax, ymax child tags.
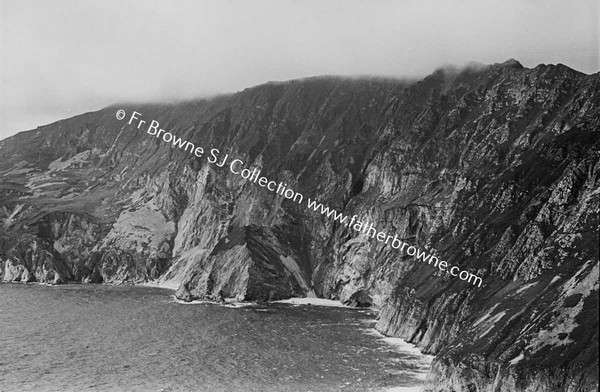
<box><xmin>1</xmin><ymin>0</ymin><xmax>598</xmax><ymax>140</ymax></box>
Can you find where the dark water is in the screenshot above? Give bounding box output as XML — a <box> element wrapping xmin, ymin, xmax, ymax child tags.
<box><xmin>0</xmin><ymin>283</ymin><xmax>429</xmax><ymax>392</ymax></box>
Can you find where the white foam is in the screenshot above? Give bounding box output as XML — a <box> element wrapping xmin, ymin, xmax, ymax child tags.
<box><xmin>140</xmin><ymin>281</ymin><xmax>179</xmax><ymax>291</ymax></box>
<box><xmin>364</xmin><ymin>329</ymin><xmax>434</xmax><ymax>363</ymax></box>
<box><xmin>363</xmin><ymin>328</ymin><xmax>433</xmax><ymax>390</ymax></box>
<box><xmin>386</xmin><ymin>387</ymin><xmax>423</xmax><ymax>392</ymax></box>
<box><xmin>171</xmin><ymin>296</ymin><xmax>258</xmax><ymax>308</ymax></box>
<box><xmin>273</xmin><ymin>297</ymin><xmax>348</xmax><ymax>307</ymax></box>
<box><xmin>173</xmin><ymin>298</ymin><xmax>211</xmax><ymax>305</ymax></box>
<box><xmin>221</xmin><ymin>300</ymin><xmax>257</xmax><ymax>308</ymax></box>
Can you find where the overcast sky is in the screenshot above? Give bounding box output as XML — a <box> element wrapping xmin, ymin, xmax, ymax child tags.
<box><xmin>1</xmin><ymin>0</ymin><xmax>598</xmax><ymax>141</ymax></box>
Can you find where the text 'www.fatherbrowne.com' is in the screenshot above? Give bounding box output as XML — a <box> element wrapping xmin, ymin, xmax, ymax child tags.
<box><xmin>119</xmin><ymin>110</ymin><xmax>483</xmax><ymax>287</ymax></box>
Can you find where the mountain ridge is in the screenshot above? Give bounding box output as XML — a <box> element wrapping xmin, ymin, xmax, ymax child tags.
<box><xmin>1</xmin><ymin>60</ymin><xmax>598</xmax><ymax>392</ymax></box>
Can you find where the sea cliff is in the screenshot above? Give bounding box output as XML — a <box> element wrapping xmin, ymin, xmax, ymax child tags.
<box><xmin>1</xmin><ymin>60</ymin><xmax>598</xmax><ymax>391</ymax></box>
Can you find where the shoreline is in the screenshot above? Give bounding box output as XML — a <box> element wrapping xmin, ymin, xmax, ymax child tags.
<box><xmin>0</xmin><ymin>280</ymin><xmax>379</xmax><ymax>310</ymax></box>
<box><xmin>272</xmin><ymin>296</ymin><xmax>350</xmax><ymax>308</ymax></box>
<box><xmin>139</xmin><ymin>280</ymin><xmax>180</xmax><ymax>291</ymax></box>
<box><xmin>1</xmin><ymin>280</ymin><xmax>430</xmax><ymax>391</ymax></box>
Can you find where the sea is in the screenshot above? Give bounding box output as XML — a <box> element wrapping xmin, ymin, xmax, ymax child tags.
<box><xmin>0</xmin><ymin>283</ymin><xmax>432</xmax><ymax>392</ymax></box>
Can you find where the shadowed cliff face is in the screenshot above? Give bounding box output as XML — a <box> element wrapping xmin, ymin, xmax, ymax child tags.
<box><xmin>1</xmin><ymin>62</ymin><xmax>598</xmax><ymax>391</ymax></box>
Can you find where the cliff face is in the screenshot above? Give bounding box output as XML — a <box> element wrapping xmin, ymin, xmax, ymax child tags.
<box><xmin>0</xmin><ymin>61</ymin><xmax>598</xmax><ymax>391</ymax></box>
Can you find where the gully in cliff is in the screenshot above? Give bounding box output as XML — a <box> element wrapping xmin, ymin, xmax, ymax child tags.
<box><xmin>211</xmin><ymin>149</ymin><xmax>305</xmax><ymax>204</ymax></box>
<box><xmin>121</xmin><ymin>109</ymin><xmax>483</xmax><ymax>288</ymax></box>
<box><xmin>124</xmin><ymin>110</ymin><xmax>305</xmax><ymax>205</ymax></box>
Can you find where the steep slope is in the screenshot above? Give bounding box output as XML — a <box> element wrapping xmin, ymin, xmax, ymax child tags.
<box><xmin>0</xmin><ymin>61</ymin><xmax>598</xmax><ymax>392</ymax></box>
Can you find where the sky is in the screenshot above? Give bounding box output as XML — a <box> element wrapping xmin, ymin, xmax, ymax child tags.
<box><xmin>0</xmin><ymin>0</ymin><xmax>598</xmax><ymax>141</ymax></box>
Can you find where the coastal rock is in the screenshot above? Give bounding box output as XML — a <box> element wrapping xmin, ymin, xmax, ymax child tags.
<box><xmin>343</xmin><ymin>290</ymin><xmax>373</xmax><ymax>307</ymax></box>
<box><xmin>92</xmin><ymin>203</ymin><xmax>176</xmax><ymax>283</ymax></box>
<box><xmin>175</xmin><ymin>284</ymin><xmax>194</xmax><ymax>302</ymax></box>
<box><xmin>175</xmin><ymin>225</ymin><xmax>312</xmax><ymax>302</ymax></box>
<box><xmin>1</xmin><ymin>235</ymin><xmax>71</xmax><ymax>283</ymax></box>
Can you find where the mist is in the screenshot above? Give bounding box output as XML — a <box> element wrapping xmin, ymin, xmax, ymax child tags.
<box><xmin>1</xmin><ymin>0</ymin><xmax>598</xmax><ymax>141</ymax></box>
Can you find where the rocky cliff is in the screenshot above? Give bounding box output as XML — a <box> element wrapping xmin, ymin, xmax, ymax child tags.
<box><xmin>1</xmin><ymin>60</ymin><xmax>598</xmax><ymax>391</ymax></box>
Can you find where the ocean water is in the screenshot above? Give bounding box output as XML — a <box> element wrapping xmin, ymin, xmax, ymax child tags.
<box><xmin>0</xmin><ymin>283</ymin><xmax>431</xmax><ymax>392</ymax></box>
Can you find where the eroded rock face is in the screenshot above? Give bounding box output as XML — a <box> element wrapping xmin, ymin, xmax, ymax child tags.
<box><xmin>0</xmin><ymin>233</ymin><xmax>73</xmax><ymax>284</ymax></box>
<box><xmin>0</xmin><ymin>61</ymin><xmax>598</xmax><ymax>391</ymax></box>
<box><xmin>36</xmin><ymin>212</ymin><xmax>104</xmax><ymax>282</ymax></box>
<box><xmin>92</xmin><ymin>203</ymin><xmax>176</xmax><ymax>283</ymax></box>
<box><xmin>343</xmin><ymin>290</ymin><xmax>373</xmax><ymax>307</ymax></box>
<box><xmin>176</xmin><ymin>225</ymin><xmax>312</xmax><ymax>302</ymax></box>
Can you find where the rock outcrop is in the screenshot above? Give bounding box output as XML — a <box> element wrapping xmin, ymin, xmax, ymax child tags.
<box><xmin>0</xmin><ymin>60</ymin><xmax>598</xmax><ymax>391</ymax></box>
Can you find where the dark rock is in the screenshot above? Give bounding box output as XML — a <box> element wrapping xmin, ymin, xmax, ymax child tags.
<box><xmin>175</xmin><ymin>284</ymin><xmax>194</xmax><ymax>302</ymax></box>
<box><xmin>180</xmin><ymin>225</ymin><xmax>312</xmax><ymax>302</ymax></box>
<box><xmin>343</xmin><ymin>290</ymin><xmax>373</xmax><ymax>307</ymax></box>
